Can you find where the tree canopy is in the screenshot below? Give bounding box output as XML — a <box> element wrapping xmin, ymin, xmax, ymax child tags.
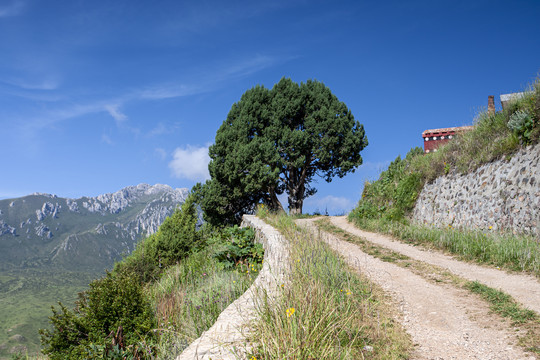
<box><xmin>197</xmin><ymin>78</ymin><xmax>368</xmax><ymax>225</ymax></box>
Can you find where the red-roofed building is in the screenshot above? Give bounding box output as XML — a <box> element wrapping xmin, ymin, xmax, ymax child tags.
<box><xmin>422</xmin><ymin>126</ymin><xmax>474</xmax><ymax>153</ymax></box>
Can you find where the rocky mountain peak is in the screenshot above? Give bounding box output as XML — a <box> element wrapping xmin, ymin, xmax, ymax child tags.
<box><xmin>0</xmin><ymin>183</ymin><xmax>191</xmax><ymax>272</ymax></box>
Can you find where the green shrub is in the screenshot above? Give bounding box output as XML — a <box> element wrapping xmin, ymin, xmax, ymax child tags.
<box><xmin>508</xmin><ymin>110</ymin><xmax>534</xmax><ymax>144</ymax></box>
<box><xmin>212</xmin><ymin>225</ymin><xmax>263</xmax><ymax>268</ymax></box>
<box><xmin>39</xmin><ymin>267</ymin><xmax>156</xmax><ymax>359</ymax></box>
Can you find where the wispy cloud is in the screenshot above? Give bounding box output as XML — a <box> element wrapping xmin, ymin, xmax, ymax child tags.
<box><xmin>0</xmin><ymin>0</ymin><xmax>25</xmax><ymax>18</ymax></box>
<box><xmin>148</xmin><ymin>122</ymin><xmax>169</xmax><ymax>137</ymax></box>
<box><xmin>169</xmin><ymin>145</ymin><xmax>210</xmax><ymax>182</ymax></box>
<box><xmin>9</xmin><ymin>51</ymin><xmax>288</xmax><ymax>143</ymax></box>
<box><xmin>2</xmin><ymin>77</ymin><xmax>59</xmax><ymax>90</ymax></box>
<box><xmin>217</xmin><ymin>54</ymin><xmax>282</xmax><ymax>80</ymax></box>
<box><xmin>101</xmin><ymin>134</ymin><xmax>114</xmax><ymax>145</ymax></box>
<box><xmin>154</xmin><ymin>148</ymin><xmax>167</xmax><ymax>160</ymax></box>
<box><xmin>105</xmin><ymin>104</ymin><xmax>127</xmax><ymax>123</ymax></box>
<box><xmin>137</xmin><ymin>55</ymin><xmax>284</xmax><ymax>101</ymax></box>
<box><xmin>163</xmin><ymin>1</ymin><xmax>294</xmax><ymax>35</ymax></box>
<box><xmin>139</xmin><ymin>84</ymin><xmax>202</xmax><ymax>100</ymax></box>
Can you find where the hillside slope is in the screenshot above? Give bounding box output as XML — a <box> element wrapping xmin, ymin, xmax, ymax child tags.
<box><xmin>0</xmin><ymin>183</ymin><xmax>189</xmax><ymax>272</ymax></box>
<box><xmin>0</xmin><ymin>183</ymin><xmax>189</xmax><ymax>358</ymax></box>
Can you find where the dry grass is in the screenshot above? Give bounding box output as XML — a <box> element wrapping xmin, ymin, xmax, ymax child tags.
<box><xmin>248</xmin><ymin>211</ymin><xmax>412</xmax><ymax>359</ymax></box>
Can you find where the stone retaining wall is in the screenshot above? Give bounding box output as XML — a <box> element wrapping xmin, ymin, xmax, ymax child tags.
<box><xmin>412</xmin><ymin>143</ymin><xmax>539</xmax><ymax>236</ymax></box>
<box><xmin>177</xmin><ymin>215</ymin><xmax>289</xmax><ymax>360</ymax></box>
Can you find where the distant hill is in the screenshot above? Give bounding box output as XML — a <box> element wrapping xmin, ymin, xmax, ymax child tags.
<box><xmin>0</xmin><ymin>183</ymin><xmax>189</xmax><ymax>273</ymax></box>
<box><xmin>0</xmin><ymin>183</ymin><xmax>190</xmax><ymax>358</ymax></box>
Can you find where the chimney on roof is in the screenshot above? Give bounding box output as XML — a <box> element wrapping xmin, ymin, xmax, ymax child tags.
<box><xmin>488</xmin><ymin>95</ymin><xmax>495</xmax><ymax>115</ymax></box>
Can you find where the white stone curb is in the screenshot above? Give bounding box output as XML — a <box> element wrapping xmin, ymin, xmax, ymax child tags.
<box><xmin>176</xmin><ymin>215</ymin><xmax>289</xmax><ymax>360</ymax></box>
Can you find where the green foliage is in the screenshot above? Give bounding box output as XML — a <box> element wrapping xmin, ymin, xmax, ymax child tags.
<box><xmin>508</xmin><ymin>110</ymin><xmax>534</xmax><ymax>143</ymax></box>
<box><xmin>198</xmin><ymin>77</ymin><xmax>368</xmax><ymax>224</ymax></box>
<box><xmin>39</xmin><ymin>267</ymin><xmax>156</xmax><ymax>360</ymax></box>
<box><xmin>0</xmin><ymin>269</ymin><xmax>96</xmax><ymax>359</ymax></box>
<box><xmin>349</xmin><ymin>148</ymin><xmax>422</xmax><ymax>222</ymax></box>
<box><xmin>39</xmin><ymin>193</ymin><xmax>206</xmax><ymax>359</ymax></box>
<box><xmin>212</xmin><ymin>226</ymin><xmax>263</xmax><ymax>268</ymax></box>
<box><xmin>465</xmin><ymin>281</ymin><xmax>538</xmax><ymax>324</ymax></box>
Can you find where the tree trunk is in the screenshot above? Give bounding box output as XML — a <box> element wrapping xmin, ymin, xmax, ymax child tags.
<box><xmin>288</xmin><ymin>199</ymin><xmax>303</xmax><ymax>215</ymax></box>
<box><xmin>288</xmin><ymin>179</ymin><xmax>305</xmax><ymax>215</ymax></box>
<box><xmin>268</xmin><ymin>186</ymin><xmax>285</xmax><ymax>212</ymax></box>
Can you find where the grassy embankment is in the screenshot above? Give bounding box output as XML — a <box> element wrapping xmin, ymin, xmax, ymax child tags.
<box><xmin>147</xmin><ymin>227</ymin><xmax>262</xmax><ymax>359</ymax></box>
<box><xmin>248</xmin><ymin>209</ymin><xmax>412</xmax><ymax>359</ymax></box>
<box><xmin>35</xmin><ymin>196</ymin><xmax>263</xmax><ymax>360</ymax></box>
<box><xmin>348</xmin><ymin>77</ymin><xmax>540</xmax><ymax>276</ymax></box>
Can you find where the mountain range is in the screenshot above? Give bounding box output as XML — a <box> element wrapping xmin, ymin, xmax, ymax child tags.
<box><xmin>0</xmin><ymin>183</ymin><xmax>190</xmax><ymax>273</ymax></box>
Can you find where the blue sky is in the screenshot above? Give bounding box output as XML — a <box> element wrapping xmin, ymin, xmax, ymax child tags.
<box><xmin>1</xmin><ymin>0</ymin><xmax>539</xmax><ymax>214</ymax></box>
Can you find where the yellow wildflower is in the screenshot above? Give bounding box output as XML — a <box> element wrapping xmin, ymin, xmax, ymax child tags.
<box><xmin>286</xmin><ymin>307</ymin><xmax>295</xmax><ymax>317</ymax></box>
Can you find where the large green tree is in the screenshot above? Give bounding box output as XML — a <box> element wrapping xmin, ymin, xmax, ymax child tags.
<box><xmin>198</xmin><ymin>78</ymin><xmax>367</xmax><ymax>224</ymax></box>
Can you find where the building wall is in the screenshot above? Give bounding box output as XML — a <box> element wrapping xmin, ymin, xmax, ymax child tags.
<box><xmin>412</xmin><ymin>142</ymin><xmax>540</xmax><ymax>236</ymax></box>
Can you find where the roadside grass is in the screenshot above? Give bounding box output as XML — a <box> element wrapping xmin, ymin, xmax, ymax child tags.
<box><xmin>249</xmin><ymin>211</ymin><xmax>412</xmax><ymax>359</ymax></box>
<box><xmin>147</xmin><ymin>248</ymin><xmax>260</xmax><ymax>358</ymax></box>
<box><xmin>347</xmin><ymin>217</ymin><xmax>540</xmax><ymax>277</ymax></box>
<box><xmin>317</xmin><ymin>218</ymin><xmax>540</xmax><ymax>355</ymax></box>
<box><xmin>147</xmin><ymin>233</ymin><xmax>262</xmax><ymax>359</ymax></box>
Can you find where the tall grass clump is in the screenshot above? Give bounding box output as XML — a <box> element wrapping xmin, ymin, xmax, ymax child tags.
<box><xmin>250</xmin><ymin>211</ymin><xmax>411</xmax><ymax>359</ymax></box>
<box><xmin>148</xmin><ymin>226</ymin><xmax>263</xmax><ymax>359</ymax></box>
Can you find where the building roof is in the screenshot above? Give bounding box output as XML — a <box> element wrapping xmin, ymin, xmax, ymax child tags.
<box><xmin>422</xmin><ymin>126</ymin><xmax>474</xmax><ymax>137</ymax></box>
<box><xmin>500</xmin><ymin>92</ymin><xmax>528</xmax><ymax>103</ymax></box>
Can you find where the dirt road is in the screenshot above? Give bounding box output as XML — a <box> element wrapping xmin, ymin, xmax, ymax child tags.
<box><xmin>297</xmin><ymin>217</ymin><xmax>538</xmax><ymax>360</ymax></box>
<box><xmin>330</xmin><ymin>216</ymin><xmax>540</xmax><ymax>314</ymax></box>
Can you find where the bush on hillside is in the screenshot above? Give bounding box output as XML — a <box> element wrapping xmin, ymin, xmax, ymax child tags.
<box><xmin>39</xmin><ymin>267</ymin><xmax>156</xmax><ymax>359</ymax></box>
<box><xmin>212</xmin><ymin>225</ymin><xmax>262</xmax><ymax>268</ymax></box>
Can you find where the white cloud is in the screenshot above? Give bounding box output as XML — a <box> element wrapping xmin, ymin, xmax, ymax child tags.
<box><xmin>105</xmin><ymin>104</ymin><xmax>127</xmax><ymax>123</ymax></box>
<box><xmin>169</xmin><ymin>145</ymin><xmax>210</xmax><ymax>182</ymax></box>
<box><xmin>0</xmin><ymin>0</ymin><xmax>25</xmax><ymax>18</ymax></box>
<box><xmin>304</xmin><ymin>195</ymin><xmax>354</xmax><ymax>214</ymax></box>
